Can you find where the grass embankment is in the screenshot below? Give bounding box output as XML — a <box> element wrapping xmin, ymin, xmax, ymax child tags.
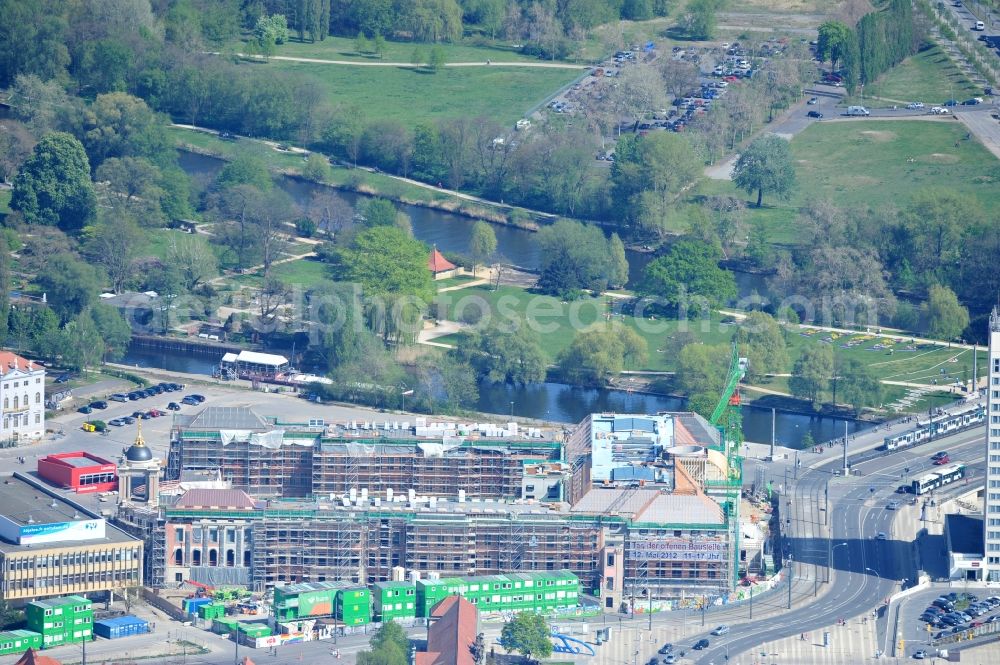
<box><xmin>244</xmin><ymin>34</ymin><xmax>546</xmax><ymax>64</ymax></box>
<box><xmin>432</xmin><ymin>284</ymin><xmax>981</xmax><ymax>412</ymax></box>
<box><xmin>856</xmin><ymin>44</ymin><xmax>981</xmax><ymax>105</ymax></box>
<box><xmin>271</xmin><ymin>59</ymin><xmax>579</xmax><ymax>128</ymax></box>
<box><xmin>699</xmin><ymin>119</ymin><xmax>1000</xmax><ymax>244</ymax></box>
<box><xmin>170</xmin><ymin>126</ymin><xmax>526</xmax><ymax>225</ymax></box>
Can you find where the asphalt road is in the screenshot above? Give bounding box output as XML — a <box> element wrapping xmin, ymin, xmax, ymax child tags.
<box><xmin>946</xmin><ymin>0</ymin><xmax>1000</xmax><ymax>43</ymax></box>
<box><xmin>690</xmin><ymin>425</ymin><xmax>987</xmax><ymax>664</ymax></box>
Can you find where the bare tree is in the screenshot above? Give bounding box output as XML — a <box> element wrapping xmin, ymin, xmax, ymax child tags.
<box><xmin>605</xmin><ymin>63</ymin><xmax>669</xmax><ymax>133</ymax></box>
<box><xmin>659</xmin><ymin>59</ymin><xmax>701</xmax><ymax>99</ymax></box>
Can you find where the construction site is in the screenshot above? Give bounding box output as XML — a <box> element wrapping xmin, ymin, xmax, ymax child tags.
<box><xmin>168</xmin><ymin>409</ymin><xmax>570</xmax><ymax>500</ymax></box>
<box><xmin>120</xmin><ymin>345</ymin><xmax>766</xmax><ymax>613</ymax></box>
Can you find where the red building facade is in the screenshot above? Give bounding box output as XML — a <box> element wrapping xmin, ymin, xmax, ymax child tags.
<box><xmin>38</xmin><ymin>452</ymin><xmax>117</xmax><ymax>493</ymax></box>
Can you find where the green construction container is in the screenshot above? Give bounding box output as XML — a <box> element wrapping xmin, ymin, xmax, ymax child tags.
<box><xmin>336</xmin><ymin>586</ymin><xmax>371</xmax><ymax>626</ymax></box>
<box><xmin>212</xmin><ymin>617</ymin><xmax>240</xmax><ymax>634</ymax></box>
<box><xmin>25</xmin><ymin>595</ymin><xmax>93</xmax><ymax>647</ymax></box>
<box><xmin>198</xmin><ymin>603</ymin><xmax>227</xmax><ymax>620</ymax></box>
<box><xmin>372</xmin><ymin>582</ymin><xmax>417</xmax><ymax>622</ymax></box>
<box><xmin>0</xmin><ymin>630</ymin><xmax>43</xmax><ymax>656</ymax></box>
<box><xmin>273</xmin><ymin>582</ymin><xmax>339</xmax><ymax>620</ymax></box>
<box><xmin>238</xmin><ymin>623</ymin><xmax>272</xmax><ymax>638</ymax></box>
<box><xmin>415</xmin><ymin>578</ymin><xmax>466</xmax><ymax>618</ymax></box>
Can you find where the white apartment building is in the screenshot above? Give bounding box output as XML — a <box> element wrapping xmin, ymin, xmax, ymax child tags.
<box><xmin>986</xmin><ymin>309</ymin><xmax>1000</xmax><ymax>582</ymax></box>
<box><xmin>0</xmin><ymin>351</ymin><xmax>45</xmax><ymax>442</ymax></box>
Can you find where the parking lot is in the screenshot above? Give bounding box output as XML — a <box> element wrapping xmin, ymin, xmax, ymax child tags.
<box><xmin>18</xmin><ymin>377</ymin><xmax>431</xmax><ymax>470</ymax></box>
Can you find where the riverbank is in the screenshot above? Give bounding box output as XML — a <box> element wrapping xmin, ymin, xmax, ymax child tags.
<box><xmin>172</xmin><ymin>125</ymin><xmax>548</xmax><ymax>231</ymax></box>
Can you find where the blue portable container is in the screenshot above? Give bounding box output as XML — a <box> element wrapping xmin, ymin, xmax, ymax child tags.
<box><xmin>94</xmin><ymin>616</ymin><xmax>150</xmax><ymax>639</ymax></box>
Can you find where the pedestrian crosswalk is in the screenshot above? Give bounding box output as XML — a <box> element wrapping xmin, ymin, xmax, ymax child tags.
<box><xmin>583</xmin><ymin>616</ymin><xmax>879</xmax><ymax>665</ymax></box>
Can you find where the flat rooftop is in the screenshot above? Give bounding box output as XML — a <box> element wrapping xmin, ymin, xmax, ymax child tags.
<box><xmin>55</xmin><ymin>455</ymin><xmax>113</xmax><ymax>469</ymax></box>
<box><xmin>0</xmin><ymin>474</ymin><xmax>139</xmax><ymax>553</ymax></box>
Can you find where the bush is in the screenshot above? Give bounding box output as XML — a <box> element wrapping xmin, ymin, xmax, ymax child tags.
<box><xmin>87</xmin><ymin>420</ymin><xmax>107</xmax><ymax>432</ymax></box>
<box><xmin>296</xmin><ymin>218</ymin><xmax>317</xmax><ymax>238</ymax></box>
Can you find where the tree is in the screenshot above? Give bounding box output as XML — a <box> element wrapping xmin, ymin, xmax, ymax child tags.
<box><xmin>789</xmin><ymin>344</ymin><xmax>833</xmax><ymax>407</ymax></box>
<box><xmin>334</xmin><ymin>226</ymin><xmax>433</xmax><ymax>342</ymax></box>
<box><xmin>468</xmin><ymin>221</ymin><xmax>497</xmax><ymax>275</ymax></box>
<box><xmin>59</xmin><ymin>310</ymin><xmax>105</xmax><ymax>371</ymax></box>
<box><xmin>95</xmin><ymin>156</ymin><xmax>165</xmax><ymax>223</ymax></box>
<box><xmin>924</xmin><ymin>284</ymin><xmax>969</xmax><ymax>341</ymax></box>
<box><xmin>255</xmin><ymin>14</ymin><xmax>289</xmax><ymax>45</ymax></box>
<box><xmin>611</xmin><ymin>133</ymin><xmax>701</xmax><ymax>232</ymax></box>
<box><xmin>0</xmin><ymin>122</ymin><xmax>34</xmax><ymax>184</ymax></box>
<box><xmin>11</xmin><ymin>132</ymin><xmax>96</xmax><ymax>232</ymax></box>
<box><xmin>638</xmin><ymin>240</ymin><xmax>735</xmax><ymax>312</ymax></box>
<box><xmin>537</xmin><ymin>219</ymin><xmax>622</xmax><ymax>297</ymax></box>
<box><xmin>85</xmin><ymin>214</ymin><xmax>141</xmax><ymax>294</ymax></box>
<box><xmin>89</xmin><ymin>302</ymin><xmax>131</xmax><ymax>361</ymax></box>
<box><xmin>0</xmin><ymin>597</ymin><xmax>24</xmax><ymax>630</ymax></box>
<box><xmin>608</xmin><ymin>233</ymin><xmax>629</xmax><ymax>289</ymax></box>
<box><xmin>427</xmin><ymin>45</ymin><xmax>446</xmax><ymax>73</ymax></box>
<box><xmin>215</xmin><ymin>151</ymin><xmax>273</xmax><ymax>191</ymax></box>
<box><xmin>357</xmin><ymin>619</ymin><xmax>409</xmax><ymax>665</ymax></box>
<box><xmin>455</xmin><ymin>321</ymin><xmax>548</xmax><ymax>385</ymax></box>
<box><xmin>816</xmin><ymin>21</ymin><xmax>854</xmax><ymax>74</ymax></box>
<box><xmin>605</xmin><ymin>63</ymin><xmax>669</xmax><ymax>130</ymax></box>
<box><xmin>557</xmin><ymin>324</ymin><xmax>647</xmax><ymax>386</ymax></box>
<box><xmin>355</xmin><ymin>30</ymin><xmax>369</xmax><ymax>54</ymax></box>
<box><xmin>166</xmin><ymin>233</ymin><xmax>219</xmax><ymax>291</ymax></box>
<box><xmin>35</xmin><ymin>253</ymin><xmax>104</xmax><ymax>323</ymax></box>
<box><xmin>732</xmin><ymin>134</ymin><xmax>796</xmax><ymax>208</ymax></box>
<box><xmin>373</xmin><ymin>33</ymin><xmax>386</xmax><ymax>59</ymax></box>
<box><xmin>302</xmin><ymin>153</ymin><xmax>330</xmax><ymax>182</ymax></box>
<box><xmin>361</xmin><ymin>198</ymin><xmax>398</xmax><ymax>228</ymax></box>
<box><xmin>676</xmin><ymin>342</ymin><xmax>729</xmax><ymax>401</ymax></box>
<box><xmin>838</xmin><ymin>357</ymin><xmax>882</xmax><ymax>414</ymax></box>
<box><xmin>500</xmin><ymin>612</ymin><xmax>553</xmax><ymax>661</ymax></box>
<box><xmin>736</xmin><ymin>312</ymin><xmax>787</xmax><ymax>382</ymax></box>
<box><xmin>681</xmin><ymin>0</ymin><xmax>723</xmax><ymax>40</ymax></box>
<box><xmin>79</xmin><ymin>93</ymin><xmax>173</xmax><ymax>168</ymax></box>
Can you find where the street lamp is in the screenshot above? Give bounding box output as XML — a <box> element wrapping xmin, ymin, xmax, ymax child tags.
<box><xmin>827</xmin><ymin>542</ymin><xmax>849</xmax><ymax>583</ymax></box>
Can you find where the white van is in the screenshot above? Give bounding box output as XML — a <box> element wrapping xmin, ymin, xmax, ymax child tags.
<box><xmin>846</xmin><ymin>105</ymin><xmax>870</xmax><ymax>116</ymax></box>
<box><xmin>974</xmin><ymin>21</ymin><xmax>985</xmax><ymax>30</ymax></box>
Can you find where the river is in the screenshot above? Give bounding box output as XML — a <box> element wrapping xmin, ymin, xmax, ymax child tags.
<box><xmin>179</xmin><ymin>151</ymin><xmax>770</xmax><ymax>294</ymax></box>
<box><xmin>174</xmin><ymin>151</ymin><xmax>861</xmax><ymax>445</ymax></box>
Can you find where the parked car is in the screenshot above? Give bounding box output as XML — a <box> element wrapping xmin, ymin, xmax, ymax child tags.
<box><xmin>167</xmin><ymin>402</ymin><xmax>181</xmax><ymax>411</ymax></box>
<box><xmin>122</xmin><ymin>416</ymin><xmax>136</xmax><ymax>425</ymax></box>
<box><xmin>77</xmin><ymin>405</ymin><xmax>93</xmax><ymax>414</ymax></box>
<box><xmin>886</xmin><ymin>501</ymin><xmax>900</xmax><ymax>510</ymax></box>
<box><xmin>89</xmin><ymin>400</ymin><xmax>108</xmax><ymax>410</ymax></box>
<box><xmin>109</xmin><ymin>393</ymin><xmax>128</xmax><ymax>402</ymax></box>
<box><xmin>962</xmin><ymin>98</ymin><xmax>981</xmax><ymax>105</ymax></box>
<box><xmin>181</xmin><ymin>396</ymin><xmax>200</xmax><ymax>406</ymax></box>
<box><xmin>189</xmin><ymin>394</ymin><xmax>206</xmax><ymax>403</ymax></box>
<box><xmin>658</xmin><ymin>644</ymin><xmax>673</xmax><ymax>655</ymax></box>
<box><xmin>930</xmin><ymin>106</ymin><xmax>948</xmax><ymax>114</ymax></box>
<box><xmin>944</xmin><ymin>99</ymin><xmax>959</xmax><ymax>106</ymax></box>
<box><xmin>807</xmin><ymin>110</ymin><xmax>823</xmax><ymax>118</ymax></box>
<box><xmin>807</xmin><ymin>96</ymin><xmax>818</xmax><ymax>104</ymax></box>
<box><xmin>905</xmin><ymin>102</ymin><xmax>924</xmax><ymax>109</ymax></box>
<box><xmin>108</xmin><ymin>418</ymin><xmax>124</xmax><ymax>427</ymax></box>
<box><xmin>913</xmin><ymin>650</ymin><xmax>927</xmax><ymax>659</ymax></box>
<box><xmin>693</xmin><ymin>639</ymin><xmax>710</xmax><ymax>650</ymax></box>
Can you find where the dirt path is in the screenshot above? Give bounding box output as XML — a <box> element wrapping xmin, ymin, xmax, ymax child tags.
<box><xmin>239</xmin><ymin>54</ymin><xmax>588</xmax><ymax>70</ymax></box>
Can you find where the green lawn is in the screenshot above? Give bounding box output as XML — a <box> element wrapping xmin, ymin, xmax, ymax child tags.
<box><xmin>435</xmin><ymin>274</ymin><xmax>481</xmax><ymax>290</ymax></box>
<box><xmin>433</xmin><ymin>285</ymin><xmax>986</xmax><ymax>413</ymax></box>
<box><xmin>260</xmin><ymin>34</ymin><xmax>545</xmax><ymax>64</ymax></box>
<box><xmin>272</xmin><ymin>59</ymin><xmax>580</xmax><ymax>128</ymax></box>
<box><xmin>271</xmin><ymin>257</ymin><xmax>329</xmax><ymax>287</ymax></box>
<box><xmin>698</xmin><ymin>119</ymin><xmax>1000</xmax><ymax>245</ymax></box>
<box><xmin>860</xmin><ymin>44</ymin><xmax>980</xmax><ymax>105</ymax></box>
